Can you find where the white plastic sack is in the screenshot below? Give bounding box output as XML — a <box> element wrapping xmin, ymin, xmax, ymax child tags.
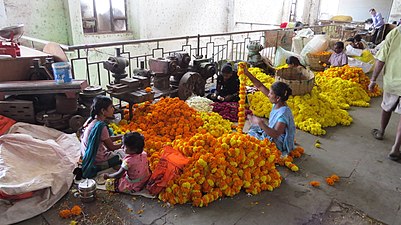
<box><xmin>345</xmin><ymin>45</ymin><xmax>363</xmax><ymax>57</ymax></box>
<box><xmin>348</xmin><ymin>58</ymin><xmax>374</xmax><ymax>73</ymax></box>
<box><xmin>0</xmin><ymin>123</ymin><xmax>81</xmax><ymax>225</ymax></box>
<box><xmin>292</xmin><ymin>36</ymin><xmax>313</xmax><ymax>54</ymax></box>
<box><xmin>274</xmin><ymin>46</ymin><xmax>306</xmax><ymax>67</ymax></box>
<box><xmin>300</xmin><ymin>35</ymin><xmax>330</xmax><ymax>58</ymax></box>
<box><xmin>295</xmin><ymin>28</ymin><xmax>314</xmax><ymax>38</ymax></box>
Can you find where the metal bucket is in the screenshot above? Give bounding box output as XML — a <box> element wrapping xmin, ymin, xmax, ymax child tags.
<box><xmin>78</xmin><ymin>179</ymin><xmax>96</xmax><ymax>203</ymax></box>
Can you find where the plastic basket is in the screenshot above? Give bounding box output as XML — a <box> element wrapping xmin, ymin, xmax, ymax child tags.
<box><xmin>275</xmin><ymin>67</ymin><xmax>315</xmax><ymax>96</ymax></box>
<box><xmin>306</xmin><ymin>52</ymin><xmax>331</xmax><ymax>71</ymax></box>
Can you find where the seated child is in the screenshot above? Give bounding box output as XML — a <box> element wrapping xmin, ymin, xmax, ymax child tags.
<box><xmin>286</xmin><ymin>56</ymin><xmax>306</xmax><ymax>69</ymax></box>
<box><xmin>104</xmin><ymin>132</ymin><xmax>151</xmax><ymax>193</ymax></box>
<box><xmin>350</xmin><ymin>34</ymin><xmax>364</xmax><ymax>49</ymax></box>
<box><xmin>328</xmin><ymin>41</ymin><xmax>348</xmax><ymax>67</ymax></box>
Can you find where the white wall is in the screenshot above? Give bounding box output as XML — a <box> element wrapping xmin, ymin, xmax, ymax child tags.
<box><xmin>233</xmin><ymin>0</ymin><xmax>285</xmax><ymax>26</ymax></box>
<box><xmin>132</xmin><ymin>0</ymin><xmax>229</xmax><ymax>39</ymax></box>
<box><xmin>0</xmin><ymin>0</ymin><xmax>6</xmax><ymax>28</ymax></box>
<box><xmin>337</xmin><ymin>0</ymin><xmax>392</xmax><ymax>22</ymax></box>
<box><xmin>389</xmin><ymin>0</ymin><xmax>401</xmax><ymax>23</ymax></box>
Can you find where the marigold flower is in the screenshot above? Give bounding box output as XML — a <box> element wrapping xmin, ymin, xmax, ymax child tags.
<box><xmin>59</xmin><ymin>209</ymin><xmax>71</xmax><ymax>219</ymax></box>
<box><xmin>330</xmin><ymin>174</ymin><xmax>340</xmax><ymax>182</ymax></box>
<box><xmin>310</xmin><ymin>181</ymin><xmax>320</xmax><ymax>187</ymax></box>
<box><xmin>70</xmin><ymin>205</ymin><xmax>82</xmax><ymax>216</ymax></box>
<box><xmin>325</xmin><ymin>177</ymin><xmax>335</xmax><ymax>186</ymax></box>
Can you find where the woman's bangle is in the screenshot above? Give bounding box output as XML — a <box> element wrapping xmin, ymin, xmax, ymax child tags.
<box><xmin>370</xmin><ymin>80</ymin><xmax>376</xmax><ymax>83</ymax></box>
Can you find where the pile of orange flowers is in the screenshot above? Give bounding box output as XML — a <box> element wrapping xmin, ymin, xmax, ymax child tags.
<box><xmin>117</xmin><ymin>98</ymin><xmax>204</xmax><ymax>168</ymax></box>
<box><xmin>316</xmin><ymin>65</ymin><xmax>382</xmax><ymax>97</ymax></box>
<box><xmin>159</xmin><ymin>132</ymin><xmax>283</xmax><ymax>207</ymax></box>
<box><xmin>313</xmin><ymin>51</ymin><xmax>332</xmax><ymax>56</ymax></box>
<box><xmin>111</xmin><ymin>97</ymin><xmax>305</xmax><ymax>207</ymax></box>
<box><xmin>236</xmin><ymin>62</ymin><xmax>247</xmax><ymax>132</ymax></box>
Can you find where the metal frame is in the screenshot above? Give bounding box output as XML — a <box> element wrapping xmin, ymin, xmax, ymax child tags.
<box><xmin>81</xmin><ymin>0</ymin><xmax>128</xmax><ymax>33</ymax></box>
<box><xmin>21</xmin><ymin>25</ymin><xmax>343</xmax><ymax>87</ymax></box>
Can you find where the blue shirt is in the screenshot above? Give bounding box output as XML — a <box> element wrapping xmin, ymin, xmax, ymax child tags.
<box><xmin>372</xmin><ymin>13</ymin><xmax>384</xmax><ymax>29</ymax></box>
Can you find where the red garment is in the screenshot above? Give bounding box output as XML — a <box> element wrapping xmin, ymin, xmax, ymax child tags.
<box><xmin>0</xmin><ymin>115</ymin><xmax>16</xmax><ymax>135</ymax></box>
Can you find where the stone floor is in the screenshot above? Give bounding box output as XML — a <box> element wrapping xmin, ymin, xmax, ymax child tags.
<box><xmin>16</xmin><ymin>78</ymin><xmax>401</xmax><ymax>225</ymax></box>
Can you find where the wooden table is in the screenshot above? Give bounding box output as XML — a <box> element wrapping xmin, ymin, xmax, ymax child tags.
<box><xmin>0</xmin><ymin>80</ymin><xmax>88</xmax><ymax>100</ymax></box>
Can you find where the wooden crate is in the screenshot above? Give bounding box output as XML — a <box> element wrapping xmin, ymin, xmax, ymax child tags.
<box><xmin>0</xmin><ymin>100</ymin><xmax>35</xmax><ymax>123</ymax></box>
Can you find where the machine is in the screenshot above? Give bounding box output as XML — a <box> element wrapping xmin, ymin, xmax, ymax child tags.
<box><xmin>105</xmin><ymin>51</ymin><xmax>217</xmax><ymax>117</ymax></box>
<box><xmin>0</xmin><ymin>24</ymin><xmax>23</xmax><ymax>58</ymax></box>
<box><xmin>103</xmin><ymin>48</ymin><xmax>129</xmax><ymax>84</ymax></box>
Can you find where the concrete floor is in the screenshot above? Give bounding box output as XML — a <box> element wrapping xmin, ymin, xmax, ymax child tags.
<box><xmin>16</xmin><ymin>79</ymin><xmax>401</xmax><ymax>225</ymax></box>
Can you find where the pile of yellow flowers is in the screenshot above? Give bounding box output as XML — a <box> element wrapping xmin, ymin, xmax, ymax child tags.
<box><xmin>244</xmin><ymin>67</ymin><xmax>275</xmax><ymax>86</ymax></box>
<box><xmin>247</xmin><ymin>91</ymin><xmax>272</xmax><ymax>118</ymax></box>
<box><xmin>160</xmin><ymin>132</ymin><xmax>283</xmax><ymax>207</ymax></box>
<box><xmin>288</xmin><ymin>87</ymin><xmax>352</xmax><ymax>135</ymax></box>
<box><xmin>245</xmin><ymin>68</ymin><xmax>357</xmax><ymax>136</ymax></box>
<box><xmin>198</xmin><ymin>112</ymin><xmax>233</xmax><ymax>138</ymax></box>
<box><xmin>316</xmin><ymin>76</ymin><xmax>370</xmax><ymax>108</ymax></box>
<box><xmin>316</xmin><ymin>65</ymin><xmax>382</xmax><ymax>97</ymax></box>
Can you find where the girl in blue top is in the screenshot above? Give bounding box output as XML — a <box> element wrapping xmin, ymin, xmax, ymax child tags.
<box><xmin>244</xmin><ymin>68</ymin><xmax>296</xmax><ymax>155</ymax></box>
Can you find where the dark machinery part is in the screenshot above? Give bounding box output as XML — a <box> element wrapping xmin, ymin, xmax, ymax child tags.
<box><xmin>191</xmin><ymin>58</ymin><xmax>217</xmax><ymax>81</ymax></box>
<box><xmin>178</xmin><ymin>72</ymin><xmax>205</xmax><ymax>100</ymax></box>
<box><xmin>69</xmin><ymin>115</ymin><xmax>85</xmax><ymax>133</ymax></box>
<box><xmin>78</xmin><ymin>85</ymin><xmax>106</xmax><ymax>117</ymax></box>
<box><xmin>103</xmin><ymin>48</ymin><xmax>129</xmax><ymax>84</ymax></box>
<box><xmin>133</xmin><ymin>61</ymin><xmax>152</xmax><ymax>78</ymax></box>
<box><xmin>247</xmin><ymin>41</ymin><xmax>275</xmax><ymax>74</ymax></box>
<box><xmin>29</xmin><ymin>58</ymin><xmax>53</xmax><ymax>81</ymax></box>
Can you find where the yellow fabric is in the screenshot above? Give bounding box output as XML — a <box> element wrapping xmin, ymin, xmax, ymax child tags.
<box><xmin>330</xmin><ymin>15</ymin><xmax>353</xmax><ymax>22</ymax></box>
<box><xmin>375</xmin><ymin>27</ymin><xmax>401</xmax><ymax>95</ymax></box>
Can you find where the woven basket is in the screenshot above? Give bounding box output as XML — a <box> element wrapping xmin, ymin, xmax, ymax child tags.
<box><xmin>306</xmin><ymin>53</ymin><xmax>331</xmax><ymax>71</ymax></box>
<box><xmin>275</xmin><ymin>67</ymin><xmax>315</xmax><ymax>96</ymax></box>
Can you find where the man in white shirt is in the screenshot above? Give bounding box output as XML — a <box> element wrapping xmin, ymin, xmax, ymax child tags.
<box><xmin>369</xmin><ymin>8</ymin><xmax>385</xmax><ymax>44</ymax></box>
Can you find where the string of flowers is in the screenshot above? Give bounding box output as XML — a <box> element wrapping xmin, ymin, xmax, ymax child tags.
<box><xmin>236</xmin><ymin>62</ymin><xmax>247</xmax><ymax>132</ymax></box>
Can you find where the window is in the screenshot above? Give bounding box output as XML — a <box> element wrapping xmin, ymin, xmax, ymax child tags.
<box><xmin>80</xmin><ymin>0</ymin><xmax>128</xmax><ymax>33</ymax></box>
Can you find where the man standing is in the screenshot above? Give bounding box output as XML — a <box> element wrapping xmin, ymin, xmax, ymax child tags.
<box><xmin>369</xmin><ymin>26</ymin><xmax>401</xmax><ymax>161</ymax></box>
<box><xmin>369</xmin><ymin>8</ymin><xmax>385</xmax><ymax>44</ymax></box>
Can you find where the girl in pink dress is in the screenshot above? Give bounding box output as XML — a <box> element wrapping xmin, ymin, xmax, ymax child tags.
<box><xmin>104</xmin><ymin>132</ymin><xmax>151</xmax><ymax>193</ymax></box>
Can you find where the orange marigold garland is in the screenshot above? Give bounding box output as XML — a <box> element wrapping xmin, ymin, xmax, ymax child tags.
<box><xmin>236</xmin><ymin>62</ymin><xmax>247</xmax><ymax>132</ymax></box>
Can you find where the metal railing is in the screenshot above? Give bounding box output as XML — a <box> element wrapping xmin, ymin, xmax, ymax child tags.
<box><xmin>20</xmin><ymin>24</ymin><xmax>343</xmax><ymax>87</ymax></box>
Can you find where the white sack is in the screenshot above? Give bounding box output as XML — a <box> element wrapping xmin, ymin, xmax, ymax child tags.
<box><xmin>0</xmin><ymin>122</ymin><xmax>81</xmax><ymax>225</ymax></box>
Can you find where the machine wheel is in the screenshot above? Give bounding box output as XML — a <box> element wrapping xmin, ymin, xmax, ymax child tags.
<box><xmin>178</xmin><ymin>72</ymin><xmax>205</xmax><ymax>100</ymax></box>
<box><xmin>69</xmin><ymin>115</ymin><xmax>85</xmax><ymax>133</ymax></box>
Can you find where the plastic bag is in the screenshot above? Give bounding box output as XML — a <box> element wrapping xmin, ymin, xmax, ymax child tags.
<box><xmin>348</xmin><ymin>58</ymin><xmax>373</xmax><ymax>73</ymax></box>
<box><xmin>300</xmin><ymin>35</ymin><xmax>330</xmax><ymax>58</ymax></box>
<box><xmin>274</xmin><ymin>46</ymin><xmax>305</xmax><ymax>67</ymax></box>
<box><xmin>345</xmin><ymin>45</ymin><xmax>363</xmax><ymax>56</ymax></box>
